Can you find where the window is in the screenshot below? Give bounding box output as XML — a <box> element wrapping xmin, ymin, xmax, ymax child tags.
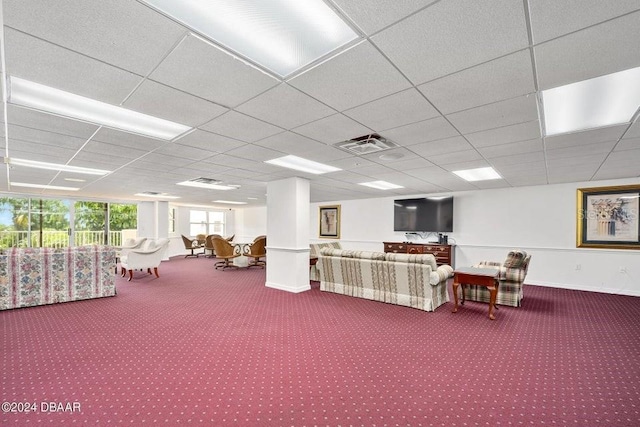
<box><xmin>189</xmin><ymin>209</ymin><xmax>225</xmax><ymax>237</ymax></box>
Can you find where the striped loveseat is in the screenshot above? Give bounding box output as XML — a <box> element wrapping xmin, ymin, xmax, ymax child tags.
<box><xmin>318</xmin><ymin>248</ymin><xmax>453</xmax><ymax>312</ymax></box>
<box><xmin>0</xmin><ymin>245</ymin><xmax>117</xmax><ymax>311</ymax></box>
<box><xmin>309</xmin><ymin>241</ymin><xmax>341</xmax><ymax>281</ymax></box>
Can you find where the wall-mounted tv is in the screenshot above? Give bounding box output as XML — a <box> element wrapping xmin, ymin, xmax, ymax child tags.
<box><xmin>394</xmin><ymin>196</ymin><xmax>453</xmax><ymax>232</ymax></box>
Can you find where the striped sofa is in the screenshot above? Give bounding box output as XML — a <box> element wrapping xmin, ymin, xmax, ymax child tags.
<box><xmin>318</xmin><ymin>248</ymin><xmax>453</xmax><ymax>312</ymax></box>
<box><xmin>0</xmin><ymin>245</ymin><xmax>117</xmax><ymax>311</ymax></box>
<box><xmin>462</xmin><ymin>250</ymin><xmax>531</xmax><ymax>307</ymax></box>
<box><xmin>309</xmin><ymin>241</ymin><xmax>341</xmax><ymax>281</ymax></box>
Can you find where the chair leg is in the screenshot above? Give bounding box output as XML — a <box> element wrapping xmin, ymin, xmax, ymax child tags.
<box><xmin>127</xmin><ymin>270</ymin><xmax>133</xmax><ymax>281</ymax></box>
<box><xmin>153</xmin><ymin>267</ymin><xmax>159</xmax><ymax>278</ymax></box>
<box><xmin>147</xmin><ymin>268</ymin><xmax>152</xmax><ymax>274</ymax></box>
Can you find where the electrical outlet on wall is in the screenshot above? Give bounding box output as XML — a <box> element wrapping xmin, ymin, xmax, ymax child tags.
<box><xmin>575</xmin><ymin>264</ymin><xmax>581</xmax><ymax>271</ymax></box>
<box><xmin>619</xmin><ymin>267</ymin><xmax>627</xmax><ymax>274</ymax></box>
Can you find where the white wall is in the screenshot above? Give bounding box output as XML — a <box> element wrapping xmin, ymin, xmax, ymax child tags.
<box><xmin>233</xmin><ymin>206</ymin><xmax>267</xmax><ymax>242</ymax></box>
<box><xmin>306</xmin><ymin>178</ymin><xmax>640</xmax><ymax>297</ymax></box>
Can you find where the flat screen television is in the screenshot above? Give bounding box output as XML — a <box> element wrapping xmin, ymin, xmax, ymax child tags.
<box><xmin>394</xmin><ymin>196</ymin><xmax>453</xmax><ymax>232</ymax></box>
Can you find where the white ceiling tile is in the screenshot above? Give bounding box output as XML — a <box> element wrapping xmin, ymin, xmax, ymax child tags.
<box><xmin>440</xmin><ymin>159</ymin><xmax>492</xmax><ymax>172</ymax></box>
<box><xmin>174</xmin><ymin>130</ymin><xmax>245</xmax><ymax>153</ymax></box>
<box><xmin>343</xmin><ymin>89</ymin><xmax>440</xmax><ymax>131</ymax></box>
<box><xmin>332</xmin><ymin>0</ymin><xmax>437</xmax><ymax>35</ymax></box>
<box><xmin>92</xmin><ymin>128</ymin><xmax>164</xmax><ymax>151</ymax></box>
<box><xmin>547</xmin><ymin>153</ymin><xmax>607</xmax><ymax>168</ymax></box>
<box><xmin>535</xmin><ymin>12</ymin><xmax>640</xmax><ymax>90</ymax></box>
<box><xmin>409</xmin><ymin>136</ymin><xmax>474</xmax><ymax>157</ymax></box>
<box><xmin>123</xmin><ymin>80</ymin><xmax>228</xmax><ymax>127</ymax></box>
<box><xmin>489</xmin><ymin>151</ymin><xmax>546</xmax><ymax>166</ymax></box>
<box><xmin>236</xmin><ymin>84</ymin><xmax>335</xmax><ymax>129</ymax></box>
<box><xmin>383</xmin><ymin>117</ymin><xmax>460</xmax><ymax>146</ymax></box>
<box><xmin>599</xmin><ymin>149</ymin><xmax>640</xmax><ymax>167</ymax></box>
<box><xmin>255</xmin><ymin>132</ymin><xmax>327</xmax><ymax>155</ymax></box>
<box><xmin>200</xmin><ymin>111</ymin><xmax>282</xmax><ymax>143</ymax></box>
<box><xmin>544</xmin><ymin>126</ymin><xmax>626</xmax><ymax>150</ymax></box>
<box><xmin>624</xmin><ymin>121</ymin><xmax>640</xmax><ymax>138</ymax></box>
<box><xmin>466</xmin><ymin>120</ymin><xmax>541</xmax><ymax>148</ymax></box>
<box><xmin>153</xmin><ymin>143</ymin><xmax>218</xmax><ymax>161</ymax></box>
<box><xmin>7</xmin><ymin>106</ymin><xmax>99</xmax><ymax>139</ymax></box>
<box><xmin>4</xmin><ymin>29</ymin><xmax>142</xmax><ymax>105</ymax></box>
<box><xmin>224</xmin><ymin>144</ymin><xmax>287</xmax><ymax>162</ymax></box>
<box><xmin>383</xmin><ymin>157</ymin><xmax>434</xmax><ymax>171</ymax></box>
<box><xmin>478</xmin><ymin>139</ymin><xmax>544</xmax><ymax>158</ymax></box>
<box><xmin>494</xmin><ymin>161</ymin><xmax>547</xmax><ymax>175</ymax></box>
<box><xmin>8</xmin><ymin>142</ymin><xmax>76</xmax><ymax>161</ymax></box>
<box><xmin>418</xmin><ymin>50</ymin><xmax>535</xmax><ymax>114</ymax></box>
<box><xmin>428</xmin><ymin>150</ymin><xmax>484</xmax><ymax>165</ymax></box>
<box><xmin>446</xmin><ymin>95</ymin><xmax>539</xmax><ymax>134</ymax></box>
<box><xmin>292</xmin><ymin>114</ymin><xmax>372</xmax><ymax>144</ymax></box>
<box><xmin>4</xmin><ymin>0</ymin><xmax>187</xmax><ymax>75</ymax></box>
<box><xmin>150</xmin><ymin>34</ymin><xmax>279</xmax><ymax>107</ymax></box>
<box><xmin>615</xmin><ymin>138</ymin><xmax>640</xmax><ymax>151</ymax></box>
<box><xmin>546</xmin><ymin>141</ymin><xmax>616</xmax><ymax>160</ymax></box>
<box><xmin>372</xmin><ymin>0</ymin><xmax>529</xmax><ymax>84</ymax></box>
<box><xmin>7</xmin><ymin>125</ymin><xmax>88</xmax><ymax>151</ymax></box>
<box><xmin>528</xmin><ymin>0</ymin><xmax>640</xmax><ymax>44</ymax></box>
<box><xmin>288</xmin><ymin>41</ymin><xmax>411</xmax><ymax>111</ymax></box>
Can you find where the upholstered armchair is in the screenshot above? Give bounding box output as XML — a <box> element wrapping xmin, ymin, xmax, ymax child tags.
<box><xmin>462</xmin><ymin>250</ymin><xmax>531</xmax><ymax>307</ymax></box>
<box><xmin>246</xmin><ymin>235</ymin><xmax>266</xmax><ymax>268</ymax></box>
<box><xmin>181</xmin><ymin>234</ymin><xmax>203</xmax><ymax>258</ymax></box>
<box><xmin>120</xmin><ymin>238</ymin><xmax>170</xmax><ymax>281</ymax></box>
<box><xmin>115</xmin><ymin>237</ymin><xmax>147</xmax><ymax>273</ymax></box>
<box><xmin>211</xmin><ymin>236</ymin><xmax>240</xmax><ymax>270</ymax></box>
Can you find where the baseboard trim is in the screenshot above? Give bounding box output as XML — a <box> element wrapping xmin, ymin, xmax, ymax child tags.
<box><xmin>265</xmin><ymin>281</ymin><xmax>310</xmax><ymax>293</ymax></box>
<box><xmin>528</xmin><ymin>281</ymin><xmax>640</xmax><ymax>297</ymax></box>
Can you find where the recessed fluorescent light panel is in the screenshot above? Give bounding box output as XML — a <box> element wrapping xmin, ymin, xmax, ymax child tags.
<box><xmin>542</xmin><ymin>66</ymin><xmax>640</xmax><ymax>136</ymax></box>
<box><xmin>265</xmin><ymin>155</ymin><xmax>341</xmax><ymax>174</ymax></box>
<box><xmin>213</xmin><ymin>200</ymin><xmax>247</xmax><ymax>205</ymax></box>
<box><xmin>135</xmin><ymin>192</ymin><xmax>181</xmax><ymax>199</ymax></box>
<box><xmin>453</xmin><ymin>167</ymin><xmax>501</xmax><ymax>182</ymax></box>
<box><xmin>6</xmin><ymin>157</ymin><xmax>110</xmax><ymax>175</ymax></box>
<box><xmin>11</xmin><ymin>182</ymin><xmax>80</xmax><ymax>191</ymax></box>
<box><xmin>176</xmin><ymin>180</ymin><xmax>237</xmax><ymax>190</ymax></box>
<box><xmin>8</xmin><ymin>77</ymin><xmax>192</xmax><ymax>140</ymax></box>
<box><xmin>142</xmin><ymin>0</ymin><xmax>359</xmax><ymax>77</ymax></box>
<box><xmin>359</xmin><ymin>181</ymin><xmax>404</xmax><ymax>190</ymax></box>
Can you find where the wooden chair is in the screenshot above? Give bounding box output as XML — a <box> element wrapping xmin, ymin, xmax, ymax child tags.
<box><xmin>246</xmin><ymin>235</ymin><xmax>266</xmax><ymax>268</ymax></box>
<box><xmin>211</xmin><ymin>235</ymin><xmax>240</xmax><ymax>270</ymax></box>
<box><xmin>181</xmin><ymin>234</ymin><xmax>203</xmax><ymax>258</ymax></box>
<box><xmin>225</xmin><ymin>234</ymin><xmax>235</xmax><ymax>242</ymax></box>
<box><xmin>196</xmin><ymin>234</ymin><xmax>207</xmax><ymax>246</ymax></box>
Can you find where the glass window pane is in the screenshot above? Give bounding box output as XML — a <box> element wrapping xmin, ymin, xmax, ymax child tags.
<box><xmin>190</xmin><ymin>224</ymin><xmax>206</xmax><ymax>236</ymax></box>
<box><xmin>75</xmin><ymin>201</ymin><xmax>107</xmax><ymax>246</ymax></box>
<box><xmin>30</xmin><ymin>199</ymin><xmax>70</xmax><ymax>248</ymax></box>
<box><xmin>0</xmin><ymin>197</ymin><xmax>30</xmax><ymax>248</ymax></box>
<box><xmin>190</xmin><ymin>210</ymin><xmax>206</xmax><ymax>222</ymax></box>
<box><xmin>109</xmin><ymin>203</ymin><xmax>137</xmax><ymax>246</ymax></box>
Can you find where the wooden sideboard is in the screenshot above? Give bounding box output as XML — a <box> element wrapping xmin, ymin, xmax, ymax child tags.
<box><xmin>383</xmin><ymin>242</ymin><xmax>455</xmax><ymax>267</ymax></box>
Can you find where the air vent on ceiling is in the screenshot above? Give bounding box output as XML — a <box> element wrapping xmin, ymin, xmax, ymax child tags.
<box><xmin>190</xmin><ymin>177</ymin><xmax>222</xmax><ymax>185</ymax></box>
<box><xmin>141</xmin><ymin>191</ymin><xmax>162</xmax><ymax>196</ymax></box>
<box><xmin>334</xmin><ymin>133</ymin><xmax>398</xmax><ymax>155</ymax></box>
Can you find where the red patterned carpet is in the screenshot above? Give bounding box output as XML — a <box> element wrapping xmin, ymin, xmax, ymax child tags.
<box><xmin>2</xmin><ymin>255</ymin><xmax>640</xmax><ymax>426</ymax></box>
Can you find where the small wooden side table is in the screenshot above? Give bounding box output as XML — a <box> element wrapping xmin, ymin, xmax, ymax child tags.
<box><xmin>452</xmin><ymin>267</ymin><xmax>500</xmax><ymax>320</ymax></box>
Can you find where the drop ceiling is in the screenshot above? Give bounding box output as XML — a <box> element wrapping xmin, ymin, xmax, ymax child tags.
<box><xmin>1</xmin><ymin>0</ymin><xmax>639</xmax><ymax>207</ymax></box>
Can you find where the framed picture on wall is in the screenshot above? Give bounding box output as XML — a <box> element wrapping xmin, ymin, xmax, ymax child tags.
<box><xmin>577</xmin><ymin>184</ymin><xmax>640</xmax><ymax>249</ymax></box>
<box><xmin>319</xmin><ymin>205</ymin><xmax>341</xmax><ymax>239</ymax></box>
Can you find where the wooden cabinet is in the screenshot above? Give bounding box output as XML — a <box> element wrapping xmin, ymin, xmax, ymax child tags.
<box><xmin>383</xmin><ymin>242</ymin><xmax>455</xmax><ymax>267</ymax></box>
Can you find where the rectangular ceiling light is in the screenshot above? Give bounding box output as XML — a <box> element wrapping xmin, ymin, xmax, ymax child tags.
<box><xmin>8</xmin><ymin>76</ymin><xmax>192</xmax><ymax>140</ymax></box>
<box><xmin>176</xmin><ymin>180</ymin><xmax>237</xmax><ymax>190</ymax></box>
<box><xmin>359</xmin><ymin>180</ymin><xmax>404</xmax><ymax>190</ymax></box>
<box><xmin>213</xmin><ymin>200</ymin><xmax>247</xmax><ymax>205</ymax></box>
<box><xmin>142</xmin><ymin>0</ymin><xmax>359</xmax><ymax>77</ymax></box>
<box><xmin>453</xmin><ymin>167</ymin><xmax>501</xmax><ymax>182</ymax></box>
<box><xmin>6</xmin><ymin>157</ymin><xmax>110</xmax><ymax>175</ymax></box>
<box><xmin>542</xmin><ymin>66</ymin><xmax>640</xmax><ymax>136</ymax></box>
<box><xmin>265</xmin><ymin>155</ymin><xmax>341</xmax><ymax>174</ymax></box>
<box><xmin>135</xmin><ymin>192</ymin><xmax>181</xmax><ymax>199</ymax></box>
<box><xmin>11</xmin><ymin>182</ymin><xmax>80</xmax><ymax>191</ymax></box>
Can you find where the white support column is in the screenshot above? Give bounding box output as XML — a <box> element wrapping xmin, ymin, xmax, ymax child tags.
<box><xmin>265</xmin><ymin>177</ymin><xmax>310</xmax><ymax>293</ymax></box>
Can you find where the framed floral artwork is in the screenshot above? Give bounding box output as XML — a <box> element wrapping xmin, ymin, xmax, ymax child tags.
<box><xmin>577</xmin><ymin>184</ymin><xmax>640</xmax><ymax>249</ymax></box>
<box><xmin>319</xmin><ymin>205</ymin><xmax>340</xmax><ymax>239</ymax></box>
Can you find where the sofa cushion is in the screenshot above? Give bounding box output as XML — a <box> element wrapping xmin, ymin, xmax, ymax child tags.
<box><xmin>384</xmin><ymin>252</ymin><xmax>438</xmax><ymax>269</ymax></box>
<box><xmin>319</xmin><ymin>248</ymin><xmax>386</xmax><ymax>260</ymax></box>
<box><xmin>310</xmin><ymin>241</ymin><xmax>341</xmax><ymax>257</ymax></box>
